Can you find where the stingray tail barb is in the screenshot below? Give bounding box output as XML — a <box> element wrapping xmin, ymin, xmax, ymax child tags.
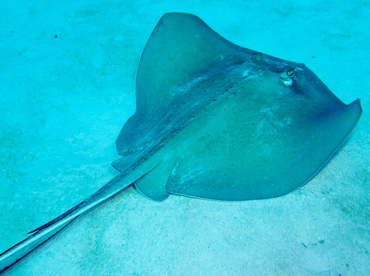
<box><xmin>0</xmin><ymin>171</ymin><xmax>133</xmax><ymax>273</ymax></box>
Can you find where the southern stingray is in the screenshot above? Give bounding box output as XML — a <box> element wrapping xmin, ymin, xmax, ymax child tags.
<box><xmin>0</xmin><ymin>12</ymin><xmax>362</xmax><ymax>272</ymax></box>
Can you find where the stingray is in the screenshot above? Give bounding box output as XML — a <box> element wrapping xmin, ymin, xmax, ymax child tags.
<box><xmin>0</xmin><ymin>12</ymin><xmax>362</xmax><ymax>272</ymax></box>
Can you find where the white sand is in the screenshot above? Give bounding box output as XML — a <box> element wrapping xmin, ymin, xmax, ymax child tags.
<box><xmin>0</xmin><ymin>1</ymin><xmax>369</xmax><ymax>275</ymax></box>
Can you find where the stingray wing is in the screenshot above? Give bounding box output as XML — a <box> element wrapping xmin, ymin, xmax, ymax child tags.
<box><xmin>116</xmin><ymin>13</ymin><xmax>254</xmax><ymax>156</ymax></box>
<box><xmin>165</xmin><ymin>77</ymin><xmax>361</xmax><ymax>200</ymax></box>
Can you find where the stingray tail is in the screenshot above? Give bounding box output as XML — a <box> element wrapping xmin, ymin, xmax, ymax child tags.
<box><xmin>0</xmin><ymin>173</ymin><xmax>129</xmax><ymax>273</ymax></box>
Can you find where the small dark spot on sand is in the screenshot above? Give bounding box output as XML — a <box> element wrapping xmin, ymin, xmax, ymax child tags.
<box><xmin>341</xmin><ymin>207</ymin><xmax>350</xmax><ymax>214</ymax></box>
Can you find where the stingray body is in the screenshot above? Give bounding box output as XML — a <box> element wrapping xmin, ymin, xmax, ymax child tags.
<box><xmin>0</xmin><ymin>13</ymin><xmax>362</xmax><ymax>272</ymax></box>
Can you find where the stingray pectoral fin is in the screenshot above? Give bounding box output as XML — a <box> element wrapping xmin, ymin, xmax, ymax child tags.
<box><xmin>116</xmin><ymin>13</ymin><xmax>251</xmax><ymax>156</ymax></box>
<box><xmin>165</xmin><ymin>81</ymin><xmax>362</xmax><ymax>201</ymax></box>
<box><xmin>135</xmin><ymin>12</ymin><xmax>247</xmax><ymax>114</ymax></box>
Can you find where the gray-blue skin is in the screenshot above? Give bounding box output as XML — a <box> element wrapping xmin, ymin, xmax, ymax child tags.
<box><xmin>0</xmin><ymin>13</ymin><xmax>362</xmax><ymax>272</ymax></box>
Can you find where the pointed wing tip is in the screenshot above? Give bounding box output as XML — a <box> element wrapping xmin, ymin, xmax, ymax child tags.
<box><xmin>348</xmin><ymin>98</ymin><xmax>362</xmax><ymax>119</ymax></box>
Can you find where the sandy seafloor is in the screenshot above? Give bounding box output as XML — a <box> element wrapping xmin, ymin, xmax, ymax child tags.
<box><xmin>0</xmin><ymin>0</ymin><xmax>369</xmax><ymax>275</ymax></box>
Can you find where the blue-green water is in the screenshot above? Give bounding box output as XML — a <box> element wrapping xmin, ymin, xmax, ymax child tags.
<box><xmin>0</xmin><ymin>1</ymin><xmax>369</xmax><ymax>275</ymax></box>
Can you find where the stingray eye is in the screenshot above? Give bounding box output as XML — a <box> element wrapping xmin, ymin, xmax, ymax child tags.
<box><xmin>282</xmin><ymin>66</ymin><xmax>295</xmax><ymax>76</ymax></box>
<box><xmin>280</xmin><ymin>66</ymin><xmax>295</xmax><ymax>87</ymax></box>
<box><xmin>286</xmin><ymin>68</ymin><xmax>295</xmax><ymax>76</ymax></box>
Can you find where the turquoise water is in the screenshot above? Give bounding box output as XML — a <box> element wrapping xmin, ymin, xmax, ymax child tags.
<box><xmin>0</xmin><ymin>1</ymin><xmax>369</xmax><ymax>275</ymax></box>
